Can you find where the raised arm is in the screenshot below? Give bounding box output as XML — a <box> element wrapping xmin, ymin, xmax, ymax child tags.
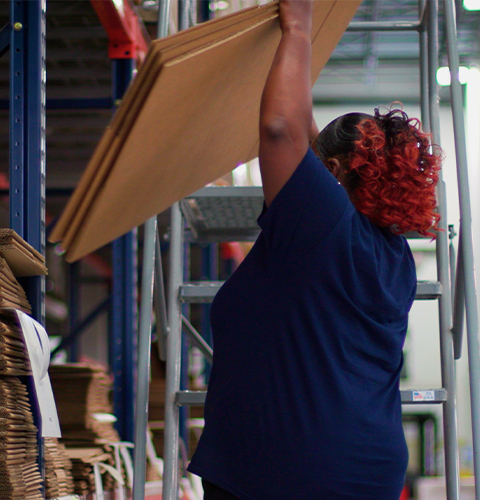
<box><xmin>259</xmin><ymin>0</ymin><xmax>314</xmax><ymax>207</ymax></box>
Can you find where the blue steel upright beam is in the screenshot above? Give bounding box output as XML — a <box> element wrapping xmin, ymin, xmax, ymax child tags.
<box><xmin>10</xmin><ymin>0</ymin><xmax>46</xmax><ymax>324</ymax></box>
<box><xmin>110</xmin><ymin>58</ymin><xmax>138</xmax><ymax>443</ymax></box>
<box><xmin>9</xmin><ymin>1</ymin><xmax>47</xmax><ymax>497</ymax></box>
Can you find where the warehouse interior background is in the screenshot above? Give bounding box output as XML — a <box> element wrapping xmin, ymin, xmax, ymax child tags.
<box><xmin>1</xmin><ymin>0</ymin><xmax>480</xmax><ymax>498</ymax></box>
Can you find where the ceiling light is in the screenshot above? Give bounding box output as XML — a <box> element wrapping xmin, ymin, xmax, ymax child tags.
<box><xmin>463</xmin><ymin>0</ymin><xmax>480</xmax><ymax>11</ymax></box>
<box><xmin>436</xmin><ymin>66</ymin><xmax>470</xmax><ymax>86</ymax></box>
<box><xmin>209</xmin><ymin>1</ymin><xmax>229</xmax><ymax>11</ymax></box>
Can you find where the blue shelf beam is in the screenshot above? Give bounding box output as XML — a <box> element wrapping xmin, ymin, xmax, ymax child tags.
<box><xmin>90</xmin><ymin>0</ymin><xmax>150</xmax><ymax>442</ymax></box>
<box><xmin>9</xmin><ymin>0</ymin><xmax>46</xmax><ymax>325</ymax></box>
<box><xmin>68</xmin><ymin>261</ymin><xmax>80</xmax><ymax>362</ymax></box>
<box><xmin>111</xmin><ymin>229</ymin><xmax>138</xmax><ymax>442</ymax></box>
<box><xmin>9</xmin><ymin>1</ymin><xmax>46</xmax><ymax>496</ymax></box>
<box><xmin>110</xmin><ymin>53</ymin><xmax>138</xmax><ymax>444</ymax></box>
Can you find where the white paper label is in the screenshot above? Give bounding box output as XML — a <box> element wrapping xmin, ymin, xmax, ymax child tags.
<box><xmin>15</xmin><ymin>310</ymin><xmax>61</xmax><ymax>437</ymax></box>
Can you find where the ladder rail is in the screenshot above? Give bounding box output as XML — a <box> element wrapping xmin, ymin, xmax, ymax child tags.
<box><xmin>426</xmin><ymin>2</ymin><xmax>461</xmax><ymax>499</ymax></box>
<box><xmin>452</xmin><ymin>230</ymin><xmax>465</xmax><ymax>359</ymax></box>
<box><xmin>163</xmin><ymin>203</ymin><xmax>185</xmax><ymax>500</ymax></box>
<box><xmin>154</xmin><ymin>226</ymin><xmax>170</xmax><ymax>361</ymax></box>
<box><xmin>443</xmin><ymin>1</ymin><xmax>480</xmax><ymax>498</ymax></box>
<box><xmin>132</xmin><ymin>216</ymin><xmax>158</xmax><ymax>500</ymax></box>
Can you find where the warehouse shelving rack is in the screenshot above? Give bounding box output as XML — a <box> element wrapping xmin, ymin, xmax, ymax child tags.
<box><xmin>3</xmin><ymin>0</ymin><xmax>149</xmax><ymax>498</ymax></box>
<box><xmin>7</xmin><ymin>1</ymin><xmax>47</xmax><ymax>497</ymax></box>
<box><xmin>5</xmin><ymin>1</ymin><xmax>480</xmax><ymax>500</ymax></box>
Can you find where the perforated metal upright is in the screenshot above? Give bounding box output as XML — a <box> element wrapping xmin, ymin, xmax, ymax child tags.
<box><xmin>157</xmin><ymin>2</ymin><xmax>480</xmax><ymax>500</ymax></box>
<box><xmin>9</xmin><ymin>0</ymin><xmax>46</xmax><ymax>323</ymax></box>
<box><xmin>8</xmin><ymin>1</ymin><xmax>47</xmax><ymax>497</ymax></box>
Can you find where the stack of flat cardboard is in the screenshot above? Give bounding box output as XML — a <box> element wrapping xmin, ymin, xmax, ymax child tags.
<box><xmin>49</xmin><ymin>0</ymin><xmax>361</xmax><ymax>262</ymax></box>
<box><xmin>0</xmin><ymin>234</ymin><xmax>46</xmax><ymax>498</ymax></box>
<box><xmin>49</xmin><ymin>364</ymin><xmax>120</xmax><ymax>446</ymax></box>
<box><xmin>0</xmin><ymin>377</ymin><xmax>42</xmax><ymax>500</ymax></box>
<box><xmin>49</xmin><ymin>364</ymin><xmax>121</xmax><ymax>495</ymax></box>
<box><xmin>44</xmin><ymin>438</ymin><xmax>75</xmax><ymax>498</ymax></box>
<box><xmin>0</xmin><ymin>263</ymin><xmax>31</xmax><ymax>317</ymax></box>
<box><xmin>64</xmin><ymin>447</ymin><xmax>115</xmax><ymax>497</ymax></box>
<box><xmin>0</xmin><ymin>313</ymin><xmax>30</xmax><ymax>377</ymax></box>
<box><xmin>0</xmin><ymin>230</ymin><xmax>47</xmax><ymax>277</ymax></box>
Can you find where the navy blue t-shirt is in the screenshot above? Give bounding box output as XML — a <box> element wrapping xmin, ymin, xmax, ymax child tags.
<box><xmin>188</xmin><ymin>148</ymin><xmax>417</xmax><ymax>500</ymax></box>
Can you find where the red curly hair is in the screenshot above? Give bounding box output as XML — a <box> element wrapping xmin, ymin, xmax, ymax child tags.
<box><xmin>315</xmin><ymin>109</ymin><xmax>442</xmax><ymax>237</ymax></box>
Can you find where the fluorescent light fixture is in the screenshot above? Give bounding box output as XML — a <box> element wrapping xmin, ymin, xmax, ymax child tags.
<box><xmin>463</xmin><ymin>0</ymin><xmax>480</xmax><ymax>10</ymax></box>
<box><xmin>209</xmin><ymin>1</ymin><xmax>229</xmax><ymax>11</ymax></box>
<box><xmin>436</xmin><ymin>66</ymin><xmax>470</xmax><ymax>86</ymax></box>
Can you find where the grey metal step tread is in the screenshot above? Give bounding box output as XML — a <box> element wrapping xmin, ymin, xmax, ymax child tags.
<box><xmin>176</xmin><ymin>390</ymin><xmax>207</xmax><ymax>406</ymax></box>
<box><xmin>401</xmin><ymin>388</ymin><xmax>447</xmax><ymax>404</ymax></box>
<box><xmin>181</xmin><ymin>186</ymin><xmax>264</xmax><ymax>243</ymax></box>
<box><xmin>175</xmin><ymin>389</ymin><xmax>447</xmax><ymax>406</ymax></box>
<box><xmin>180</xmin><ymin>282</ymin><xmax>223</xmax><ymax>303</ymax></box>
<box><xmin>180</xmin><ymin>281</ymin><xmax>441</xmax><ymax>303</ymax></box>
<box><xmin>416</xmin><ymin>280</ymin><xmax>442</xmax><ymax>299</ymax></box>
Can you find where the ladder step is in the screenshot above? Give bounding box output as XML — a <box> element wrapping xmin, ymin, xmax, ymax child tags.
<box><xmin>416</xmin><ymin>280</ymin><xmax>442</xmax><ymax>299</ymax></box>
<box><xmin>180</xmin><ymin>281</ymin><xmax>441</xmax><ymax>303</ymax></box>
<box><xmin>401</xmin><ymin>389</ymin><xmax>447</xmax><ymax>404</ymax></box>
<box><xmin>175</xmin><ymin>390</ymin><xmax>446</xmax><ymax>406</ymax></box>
<box><xmin>176</xmin><ymin>390</ymin><xmax>207</xmax><ymax>406</ymax></box>
<box><xmin>180</xmin><ymin>282</ymin><xmax>223</xmax><ymax>303</ymax></box>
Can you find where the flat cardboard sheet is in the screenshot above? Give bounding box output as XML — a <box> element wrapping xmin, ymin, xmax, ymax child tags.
<box><xmin>49</xmin><ymin>2</ymin><xmax>278</xmax><ymax>245</ymax></box>
<box><xmin>0</xmin><ymin>230</ymin><xmax>47</xmax><ymax>277</ymax></box>
<box><xmin>51</xmin><ymin>0</ymin><xmax>361</xmax><ymax>262</ymax></box>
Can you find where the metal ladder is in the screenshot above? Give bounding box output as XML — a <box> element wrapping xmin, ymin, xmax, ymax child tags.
<box><xmin>129</xmin><ymin>1</ymin><xmax>480</xmax><ymax>500</ymax></box>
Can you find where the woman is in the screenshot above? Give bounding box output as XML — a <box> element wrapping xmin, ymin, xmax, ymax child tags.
<box><xmin>188</xmin><ymin>1</ymin><xmax>441</xmax><ymax>499</ymax></box>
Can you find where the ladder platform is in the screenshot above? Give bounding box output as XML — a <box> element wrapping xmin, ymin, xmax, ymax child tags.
<box><xmin>401</xmin><ymin>388</ymin><xmax>447</xmax><ymax>404</ymax></box>
<box><xmin>179</xmin><ymin>280</ymin><xmax>441</xmax><ymax>303</ymax></box>
<box><xmin>181</xmin><ymin>186</ymin><xmax>263</xmax><ymax>243</ymax></box>
<box><xmin>176</xmin><ymin>390</ymin><xmax>207</xmax><ymax>406</ymax></box>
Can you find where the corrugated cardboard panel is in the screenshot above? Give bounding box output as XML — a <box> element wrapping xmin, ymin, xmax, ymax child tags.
<box><xmin>49</xmin><ymin>3</ymin><xmax>279</xmax><ymax>244</ymax></box>
<box><xmin>58</xmin><ymin>8</ymin><xmax>281</xmax><ymax>252</ymax></box>
<box><xmin>52</xmin><ymin>0</ymin><xmax>362</xmax><ymax>261</ymax></box>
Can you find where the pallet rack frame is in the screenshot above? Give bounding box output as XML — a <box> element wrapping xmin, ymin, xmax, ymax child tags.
<box><xmin>6</xmin><ymin>1</ymin><xmax>480</xmax><ymax>500</ymax></box>
<box><xmin>5</xmin><ymin>0</ymin><xmax>148</xmax><ymax>497</ymax></box>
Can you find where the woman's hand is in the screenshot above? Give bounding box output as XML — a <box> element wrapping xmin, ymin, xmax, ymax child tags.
<box><xmin>279</xmin><ymin>0</ymin><xmax>313</xmax><ymax>36</ymax></box>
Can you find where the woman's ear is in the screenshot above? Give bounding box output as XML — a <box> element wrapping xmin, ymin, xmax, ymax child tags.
<box><xmin>325</xmin><ymin>158</ymin><xmax>342</xmax><ymax>179</ymax></box>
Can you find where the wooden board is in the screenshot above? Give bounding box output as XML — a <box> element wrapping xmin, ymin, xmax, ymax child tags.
<box><xmin>50</xmin><ymin>0</ymin><xmax>362</xmax><ymax>262</ymax></box>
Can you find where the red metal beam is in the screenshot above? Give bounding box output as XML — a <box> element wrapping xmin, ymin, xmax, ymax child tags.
<box><xmin>90</xmin><ymin>0</ymin><xmax>150</xmax><ymax>62</ymax></box>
